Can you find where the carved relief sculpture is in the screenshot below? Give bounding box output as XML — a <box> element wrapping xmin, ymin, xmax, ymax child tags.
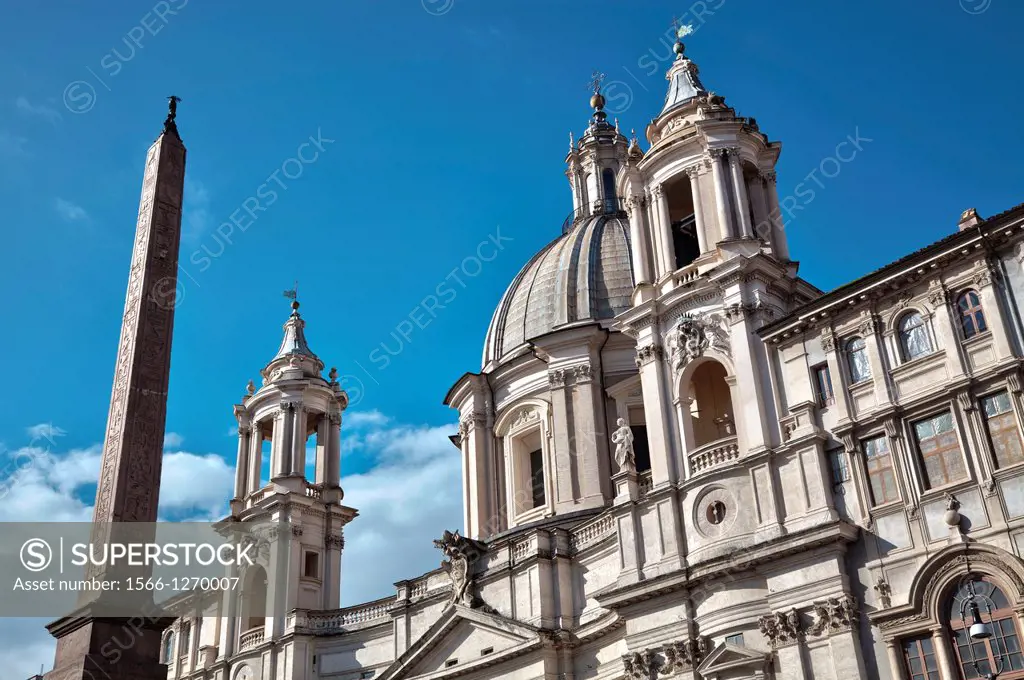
<box><xmin>667</xmin><ymin>313</ymin><xmax>729</xmax><ymax>372</ymax></box>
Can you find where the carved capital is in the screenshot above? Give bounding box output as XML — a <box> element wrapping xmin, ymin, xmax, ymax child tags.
<box><xmin>758</xmin><ymin>609</ymin><xmax>802</xmax><ymax>648</ymax></box>
<box><xmin>927</xmin><ymin>283</ymin><xmax>949</xmax><ymax>308</ymax></box>
<box><xmin>548</xmin><ymin>368</ymin><xmax>567</xmax><ymax>387</ymax></box>
<box><xmin>820</xmin><ymin>329</ymin><xmax>837</xmax><ymax>353</ymax></box>
<box><xmin>635</xmin><ymin>343</ymin><xmax>664</xmax><ymax>368</ymax></box>
<box><xmin>684</xmin><ymin>164</ymin><xmax>703</xmax><ymax>180</ymax></box>
<box><xmin>806</xmin><ymin>594</ymin><xmax>859</xmax><ymax>637</ymax></box>
<box><xmin>574</xmin><ymin>363</ymin><xmax>593</xmax><ymax>384</ymax></box>
<box><xmin>759</xmin><ymin>170</ymin><xmax>777</xmax><ymax>184</ymax></box>
<box><xmin>857</xmin><ymin>314</ymin><xmax>881</xmax><ymax>337</ymax></box>
<box><xmin>957</xmin><ymin>390</ymin><xmax>976</xmax><ymax>412</ymax></box>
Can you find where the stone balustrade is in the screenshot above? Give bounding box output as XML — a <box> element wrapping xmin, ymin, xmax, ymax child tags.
<box><xmin>688</xmin><ymin>436</ymin><xmax>740</xmax><ymax>474</ymax></box>
<box><xmin>570</xmin><ymin>512</ymin><xmax>615</xmax><ymax>552</ymax></box>
<box><xmin>238</xmin><ymin>626</ymin><xmax>265</xmax><ymax>651</ymax></box>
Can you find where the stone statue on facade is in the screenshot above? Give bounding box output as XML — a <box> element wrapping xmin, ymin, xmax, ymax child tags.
<box><xmin>612</xmin><ymin>418</ymin><xmax>636</xmax><ymax>472</ymax></box>
<box><xmin>433</xmin><ymin>529</ymin><xmax>487</xmax><ymax>609</ymax></box>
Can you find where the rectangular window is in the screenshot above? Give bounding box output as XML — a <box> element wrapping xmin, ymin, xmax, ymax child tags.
<box><xmin>864</xmin><ymin>435</ymin><xmax>900</xmax><ymax>505</ymax></box>
<box><xmin>725</xmin><ymin>633</ymin><xmax>744</xmax><ymax>646</ymax></box>
<box><xmin>902</xmin><ymin>636</ymin><xmax>940</xmax><ymax>680</ymax></box>
<box><xmin>529</xmin><ymin>449</ymin><xmax>545</xmax><ymax>508</ymax></box>
<box><xmin>303</xmin><ymin>551</ymin><xmax>320</xmax><ymax>579</ymax></box>
<box><xmin>913</xmin><ymin>412</ymin><xmax>966</xmax><ymax>489</ymax></box>
<box><xmin>829</xmin><ymin>448</ymin><xmax>851</xmax><ymax>485</ymax></box>
<box><xmin>813</xmin><ymin>364</ymin><xmax>834</xmax><ymax>407</ymax></box>
<box><xmin>982</xmin><ymin>391</ymin><xmax>1024</xmax><ymax>469</ymax></box>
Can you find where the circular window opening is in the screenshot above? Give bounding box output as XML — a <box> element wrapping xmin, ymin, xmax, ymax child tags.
<box><xmin>706</xmin><ymin>501</ymin><xmax>727</xmax><ymax>525</ymax></box>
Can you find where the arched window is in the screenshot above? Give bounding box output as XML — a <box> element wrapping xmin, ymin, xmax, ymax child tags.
<box><xmin>846</xmin><ymin>337</ymin><xmax>871</xmax><ymax>383</ymax></box>
<box><xmin>899</xmin><ymin>312</ymin><xmax>932</xmax><ymax>361</ymax></box>
<box><xmin>957</xmin><ymin>290</ymin><xmax>987</xmax><ymax>339</ymax></box>
<box><xmin>686</xmin><ymin>361</ymin><xmax>735</xmax><ymax>449</ymax></box>
<box><xmin>601</xmin><ymin>168</ymin><xmax>617</xmax><ymax>212</ymax></box>
<box><xmin>948</xmin><ymin>577</ymin><xmax>1024</xmax><ymax>677</ymax></box>
<box><xmin>162</xmin><ymin>631</ymin><xmax>175</xmax><ymax>663</ymax></box>
<box><xmin>179</xmin><ymin>622</ymin><xmax>190</xmax><ymax>662</ymax></box>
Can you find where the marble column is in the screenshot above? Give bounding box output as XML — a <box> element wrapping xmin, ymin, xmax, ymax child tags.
<box><xmin>234</xmin><ymin>424</ymin><xmax>251</xmax><ymax>499</ymax></box>
<box><xmin>728</xmin><ymin>148</ymin><xmax>753</xmax><ymax>238</ymax></box>
<box><xmin>654</xmin><ymin>184</ymin><xmax>676</xmax><ymax>276</ymax></box>
<box><xmin>247</xmin><ymin>421</ymin><xmax>264</xmax><ymax>496</ymax></box>
<box><xmin>636</xmin><ymin>343</ymin><xmax>678</xmax><ymax>485</ymax></box>
<box><xmin>272</xmin><ymin>407</ymin><xmax>293</xmax><ymax>479</ymax></box>
<box><xmin>626</xmin><ymin>195</ymin><xmax>652</xmax><ymax>284</ymax></box>
<box><xmin>975</xmin><ymin>266</ymin><xmax>1014</xmax><ymax>360</ymax></box>
<box><xmin>929</xmin><ymin>286</ymin><xmax>968</xmax><ymax>380</ymax></box>
<box><xmin>328</xmin><ymin>411</ymin><xmax>342</xmax><ymax>486</ymax></box>
<box><xmin>290</xmin><ymin>403</ymin><xmax>307</xmax><ymax>476</ymax></box>
<box><xmin>930</xmin><ymin>627</ymin><xmax>958</xmax><ymax>680</ymax></box>
<box><xmin>315</xmin><ymin>416</ymin><xmax>329</xmax><ymax>485</ymax></box>
<box><xmin>709</xmin><ymin>149</ymin><xmax>734</xmax><ymax>240</ymax></box>
<box><xmin>886</xmin><ymin>639</ymin><xmax>908</xmax><ymax>680</ymax></box>
<box><xmin>762</xmin><ymin>171</ymin><xmax>790</xmax><ymax>260</ymax></box>
<box><xmin>686</xmin><ymin>166</ymin><xmax>708</xmax><ymax>254</ymax></box>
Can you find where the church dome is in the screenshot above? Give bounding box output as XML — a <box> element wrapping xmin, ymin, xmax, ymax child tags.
<box><xmin>483</xmin><ymin>214</ymin><xmax>636</xmax><ymax>367</ymax></box>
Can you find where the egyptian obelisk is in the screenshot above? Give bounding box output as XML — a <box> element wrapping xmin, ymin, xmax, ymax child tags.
<box><xmin>43</xmin><ymin>98</ymin><xmax>186</xmax><ymax>680</ymax></box>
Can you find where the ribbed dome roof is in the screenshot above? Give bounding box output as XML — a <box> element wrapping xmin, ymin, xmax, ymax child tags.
<box><xmin>483</xmin><ymin>214</ymin><xmax>636</xmax><ymax>367</ymax></box>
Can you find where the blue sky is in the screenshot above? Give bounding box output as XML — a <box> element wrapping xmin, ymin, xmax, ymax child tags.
<box><xmin>0</xmin><ymin>0</ymin><xmax>1022</xmax><ymax>673</ymax></box>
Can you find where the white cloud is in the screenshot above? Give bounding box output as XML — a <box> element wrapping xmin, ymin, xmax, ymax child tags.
<box><xmin>339</xmin><ymin>420</ymin><xmax>461</xmax><ymax>604</ymax></box>
<box><xmin>26</xmin><ymin>422</ymin><xmax>66</xmax><ymax>443</ymax></box>
<box><xmin>164</xmin><ymin>432</ymin><xmax>185</xmax><ymax>449</ymax></box>
<box><xmin>158</xmin><ymin>451</ymin><xmax>234</xmax><ymax>520</ymax></box>
<box><xmin>183</xmin><ymin>178</ymin><xmax>212</xmax><ymax>239</ymax></box>
<box><xmin>15</xmin><ymin>95</ymin><xmax>61</xmax><ymax>124</ymax></box>
<box><xmin>54</xmin><ymin>197</ymin><xmax>89</xmax><ymax>222</ymax></box>
<box><xmin>345</xmin><ymin>410</ymin><xmax>390</xmax><ymax>428</ymax></box>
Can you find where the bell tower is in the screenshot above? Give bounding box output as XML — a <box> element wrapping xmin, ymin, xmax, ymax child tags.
<box><xmin>565</xmin><ymin>72</ymin><xmax>631</xmax><ymax>223</ymax></box>
<box><xmin>216</xmin><ymin>298</ymin><xmax>358</xmax><ymax>660</ymax></box>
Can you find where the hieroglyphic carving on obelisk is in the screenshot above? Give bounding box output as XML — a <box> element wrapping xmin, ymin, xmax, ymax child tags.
<box><xmin>92</xmin><ymin>96</ymin><xmax>185</xmax><ymax>526</ymax></box>
<box><xmin>42</xmin><ymin>98</ymin><xmax>186</xmax><ymax>680</ymax></box>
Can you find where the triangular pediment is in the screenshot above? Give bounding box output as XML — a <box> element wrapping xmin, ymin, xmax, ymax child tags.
<box><xmin>379</xmin><ymin>606</ymin><xmax>543</xmax><ymax>680</ymax></box>
<box><xmin>696</xmin><ymin>642</ymin><xmax>771</xmax><ymax>677</ymax></box>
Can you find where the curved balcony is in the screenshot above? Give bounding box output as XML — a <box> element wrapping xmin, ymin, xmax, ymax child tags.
<box><xmin>688</xmin><ymin>436</ymin><xmax>740</xmax><ymax>475</ymax></box>
<box><xmin>561</xmin><ymin>197</ymin><xmax>627</xmax><ymax>233</ymax></box>
<box><xmin>238</xmin><ymin>626</ymin><xmax>265</xmax><ymax>651</ymax></box>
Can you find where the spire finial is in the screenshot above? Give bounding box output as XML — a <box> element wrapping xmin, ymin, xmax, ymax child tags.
<box><xmin>163</xmin><ymin>95</ymin><xmax>182</xmax><ymax>137</ymax></box>
<box><xmin>569</xmin><ymin>130</ymin><xmax>575</xmax><ymax>151</ymax></box>
<box><xmin>587</xmin><ymin>71</ymin><xmax>608</xmax><ymax>125</ymax></box>
<box><xmin>672</xmin><ymin>19</ymin><xmax>695</xmax><ymax>58</ymax></box>
<box><xmin>283</xmin><ymin>281</ymin><xmax>299</xmax><ymax>312</ymax></box>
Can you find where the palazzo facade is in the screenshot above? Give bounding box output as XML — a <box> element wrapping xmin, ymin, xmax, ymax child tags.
<box><xmin>157</xmin><ymin>32</ymin><xmax>1024</xmax><ymax>680</ymax></box>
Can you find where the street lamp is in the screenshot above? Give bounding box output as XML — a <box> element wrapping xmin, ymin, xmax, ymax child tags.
<box><xmin>957</xmin><ymin>576</ymin><xmax>1004</xmax><ymax>679</ymax></box>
